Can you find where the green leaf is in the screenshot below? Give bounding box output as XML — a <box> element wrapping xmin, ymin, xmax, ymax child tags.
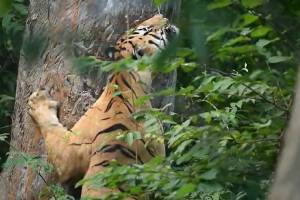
<box><xmin>134</xmin><ymin>95</ymin><xmax>151</xmax><ymax>106</ymax></box>
<box><xmin>207</xmin><ymin>0</ymin><xmax>232</xmax><ymax>10</ymax></box>
<box><xmin>0</xmin><ymin>133</ymin><xmax>9</xmax><ymax>142</ymax></box>
<box><xmin>223</xmin><ymin>36</ymin><xmax>250</xmax><ymax>47</ymax></box>
<box><xmin>240</xmin><ymin>14</ymin><xmax>259</xmax><ymax>27</ymax></box>
<box><xmin>253</xmin><ymin>120</ymin><xmax>272</xmax><ymax>129</ymax></box>
<box><xmin>4</xmin><ymin>152</ymin><xmax>53</xmax><ymax>173</ymax></box>
<box><xmin>219</xmin><ymin>45</ymin><xmax>257</xmax><ymax>54</ymax></box>
<box><xmin>112</xmin><ymin>91</ymin><xmax>122</xmax><ymax>97</ymax></box>
<box><xmin>153</xmin><ymin>0</ymin><xmax>167</xmax><ymax>6</ymax></box>
<box><xmin>207</xmin><ymin>28</ymin><xmax>231</xmax><ymax>42</ymax></box>
<box><xmin>0</xmin><ymin>0</ymin><xmax>12</xmax><ymax>17</ymax></box>
<box><xmin>241</xmin><ymin>0</ymin><xmax>264</xmax><ymax>8</ymax></box>
<box><xmin>201</xmin><ymin>169</ymin><xmax>218</xmax><ymax>180</ymax></box>
<box><xmin>256</xmin><ymin>38</ymin><xmax>279</xmax><ymax>48</ymax></box>
<box><xmin>12</xmin><ymin>3</ymin><xmax>27</xmax><ymax>16</ymax></box>
<box><xmin>212</xmin><ymin>78</ymin><xmax>234</xmax><ymax>91</ymax></box>
<box><xmin>181</xmin><ymin>62</ymin><xmax>197</xmax><ymax>72</ymax></box>
<box><xmin>176</xmin><ymin>183</ymin><xmax>196</xmax><ymax>198</ymax></box>
<box><xmin>268</xmin><ymin>56</ymin><xmax>292</xmax><ymax>63</ymax></box>
<box><xmin>126</xmin><ymin>132</ymin><xmax>134</xmax><ymax>146</ymax></box>
<box><xmin>0</xmin><ymin>95</ymin><xmax>14</xmax><ymax>104</ymax></box>
<box><xmin>250</xmin><ymin>26</ymin><xmax>272</xmax><ymax>38</ymax></box>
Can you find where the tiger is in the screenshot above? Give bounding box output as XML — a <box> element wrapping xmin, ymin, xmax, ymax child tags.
<box><xmin>106</xmin><ymin>14</ymin><xmax>179</xmax><ymax>60</ymax></box>
<box><xmin>28</xmin><ymin>14</ymin><xmax>179</xmax><ymax>199</ymax></box>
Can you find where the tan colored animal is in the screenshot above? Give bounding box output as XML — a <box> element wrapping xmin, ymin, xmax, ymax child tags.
<box><xmin>28</xmin><ymin>14</ymin><xmax>178</xmax><ymax>199</ymax></box>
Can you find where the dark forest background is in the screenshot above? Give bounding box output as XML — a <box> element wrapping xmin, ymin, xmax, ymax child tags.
<box><xmin>0</xmin><ymin>0</ymin><xmax>29</xmax><ymax>161</ymax></box>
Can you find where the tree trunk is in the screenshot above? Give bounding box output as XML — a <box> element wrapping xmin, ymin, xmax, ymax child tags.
<box><xmin>1</xmin><ymin>0</ymin><xmax>180</xmax><ymax>199</ymax></box>
<box><xmin>268</xmin><ymin>68</ymin><xmax>300</xmax><ymax>200</ymax></box>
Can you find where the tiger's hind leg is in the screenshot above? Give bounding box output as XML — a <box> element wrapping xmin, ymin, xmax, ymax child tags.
<box><xmin>80</xmin><ymin>138</ymin><xmax>149</xmax><ymax>200</ymax></box>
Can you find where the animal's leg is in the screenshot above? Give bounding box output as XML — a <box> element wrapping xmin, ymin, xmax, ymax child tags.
<box><xmin>28</xmin><ymin>90</ymin><xmax>91</xmax><ymax>182</ymax></box>
<box><xmin>81</xmin><ymin>144</ymin><xmax>138</xmax><ymax>200</ymax></box>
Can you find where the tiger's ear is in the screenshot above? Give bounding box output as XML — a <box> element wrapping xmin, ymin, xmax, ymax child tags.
<box><xmin>105</xmin><ymin>47</ymin><xmax>119</xmax><ymax>60</ymax></box>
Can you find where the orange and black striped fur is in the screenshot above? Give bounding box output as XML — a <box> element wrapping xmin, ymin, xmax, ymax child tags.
<box><xmin>107</xmin><ymin>14</ymin><xmax>179</xmax><ymax>60</ymax></box>
<box><xmin>28</xmin><ymin>14</ymin><xmax>178</xmax><ymax>199</ymax></box>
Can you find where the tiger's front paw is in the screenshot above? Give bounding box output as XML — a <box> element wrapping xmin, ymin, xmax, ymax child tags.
<box><xmin>28</xmin><ymin>90</ymin><xmax>59</xmax><ymax>127</ymax></box>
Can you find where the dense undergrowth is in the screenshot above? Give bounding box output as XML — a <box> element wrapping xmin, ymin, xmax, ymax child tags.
<box><xmin>1</xmin><ymin>0</ymin><xmax>300</xmax><ymax>199</ymax></box>
<box><xmin>0</xmin><ymin>0</ymin><xmax>28</xmax><ymax>165</ymax></box>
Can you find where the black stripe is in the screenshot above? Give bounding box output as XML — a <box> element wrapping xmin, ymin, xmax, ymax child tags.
<box><xmin>93</xmin><ymin>160</ymin><xmax>110</xmax><ymax>167</ymax></box>
<box><xmin>120</xmin><ymin>74</ymin><xmax>138</xmax><ymax>97</ymax></box>
<box><xmin>132</xmin><ymin>53</ymin><xmax>138</xmax><ymax>60</ymax></box>
<box><xmin>129</xmin><ymin>71</ymin><xmax>137</xmax><ymax>82</ymax></box>
<box><xmin>149</xmin><ymin>40</ymin><xmax>162</xmax><ymax>49</ymax></box>
<box><xmin>118</xmin><ymin>187</ymin><xmax>125</xmax><ymax>192</ymax></box>
<box><xmin>117</xmin><ymin>94</ymin><xmax>134</xmax><ymax>113</ymax></box>
<box><xmin>105</xmin><ymin>98</ymin><xmax>116</xmax><ymax>112</ymax></box>
<box><xmin>98</xmin><ymin>144</ymin><xmax>144</xmax><ymax>164</ymax></box>
<box><xmin>149</xmin><ymin>33</ymin><xmax>161</xmax><ymax>40</ymax></box>
<box><xmin>70</xmin><ymin>124</ymin><xmax>129</xmax><ymax>145</ymax></box>
<box><xmin>141</xmin><ymin>139</ymin><xmax>156</xmax><ymax>158</ymax></box>
<box><xmin>128</xmin><ymin>41</ymin><xmax>135</xmax><ymax>48</ymax></box>
<box><xmin>108</xmin><ymin>73</ymin><xmax>117</xmax><ymax>82</ymax></box>
<box><xmin>101</xmin><ymin>117</ymin><xmax>110</xmax><ymax>120</ymax></box>
<box><xmin>124</xmin><ymin>100</ymin><xmax>134</xmax><ymax>113</ymax></box>
<box><xmin>97</xmin><ymin>123</ymin><xmax>129</xmax><ymax>135</ymax></box>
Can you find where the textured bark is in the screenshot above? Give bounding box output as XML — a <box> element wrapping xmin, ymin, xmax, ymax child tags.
<box><xmin>1</xmin><ymin>0</ymin><xmax>180</xmax><ymax>199</ymax></box>
<box><xmin>268</xmin><ymin>68</ymin><xmax>300</xmax><ymax>200</ymax></box>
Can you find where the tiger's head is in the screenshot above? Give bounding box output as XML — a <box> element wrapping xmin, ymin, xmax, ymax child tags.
<box><xmin>106</xmin><ymin>14</ymin><xmax>179</xmax><ymax>60</ymax></box>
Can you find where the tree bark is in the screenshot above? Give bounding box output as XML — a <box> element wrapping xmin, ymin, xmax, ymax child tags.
<box><xmin>1</xmin><ymin>0</ymin><xmax>180</xmax><ymax>199</ymax></box>
<box><xmin>268</xmin><ymin>68</ymin><xmax>300</xmax><ymax>200</ymax></box>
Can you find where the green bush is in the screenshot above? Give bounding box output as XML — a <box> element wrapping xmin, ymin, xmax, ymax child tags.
<box><xmin>0</xmin><ymin>0</ymin><xmax>28</xmax><ymax>166</ymax></box>
<box><xmin>77</xmin><ymin>0</ymin><xmax>299</xmax><ymax>199</ymax></box>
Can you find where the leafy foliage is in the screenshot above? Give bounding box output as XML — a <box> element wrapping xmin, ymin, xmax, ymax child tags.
<box><xmin>0</xmin><ymin>0</ymin><xmax>28</xmax><ymax>167</ymax></box>
<box><xmin>3</xmin><ymin>151</ymin><xmax>53</xmax><ymax>174</ymax></box>
<box><xmin>74</xmin><ymin>0</ymin><xmax>298</xmax><ymax>199</ymax></box>
<box><xmin>4</xmin><ymin>151</ymin><xmax>75</xmax><ymax>199</ymax></box>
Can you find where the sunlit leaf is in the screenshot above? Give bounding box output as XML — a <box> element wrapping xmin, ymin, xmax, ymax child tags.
<box><xmin>250</xmin><ymin>26</ymin><xmax>272</xmax><ymax>38</ymax></box>
<box><xmin>207</xmin><ymin>0</ymin><xmax>232</xmax><ymax>10</ymax></box>
<box><xmin>153</xmin><ymin>0</ymin><xmax>167</xmax><ymax>6</ymax></box>
<box><xmin>256</xmin><ymin>38</ymin><xmax>279</xmax><ymax>48</ymax></box>
<box><xmin>0</xmin><ymin>0</ymin><xmax>12</xmax><ymax>17</ymax></box>
<box><xmin>241</xmin><ymin>0</ymin><xmax>265</xmax><ymax>8</ymax></box>
<box><xmin>0</xmin><ymin>133</ymin><xmax>9</xmax><ymax>142</ymax></box>
<box><xmin>268</xmin><ymin>56</ymin><xmax>292</xmax><ymax>64</ymax></box>
<box><xmin>176</xmin><ymin>183</ymin><xmax>196</xmax><ymax>198</ymax></box>
<box><xmin>223</xmin><ymin>36</ymin><xmax>251</xmax><ymax>47</ymax></box>
<box><xmin>201</xmin><ymin>169</ymin><xmax>218</xmax><ymax>180</ymax></box>
<box><xmin>240</xmin><ymin>14</ymin><xmax>259</xmax><ymax>27</ymax></box>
